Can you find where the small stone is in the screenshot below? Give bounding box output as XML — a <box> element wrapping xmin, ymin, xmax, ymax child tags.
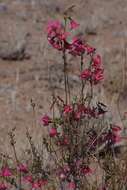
<box><xmin>0</xmin><ymin>3</ymin><xmax>8</xmax><ymax>13</ymax></box>
<box><xmin>85</xmin><ymin>25</ymin><xmax>97</xmax><ymax>35</ymax></box>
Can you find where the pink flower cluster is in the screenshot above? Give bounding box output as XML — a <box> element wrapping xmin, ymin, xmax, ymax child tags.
<box><xmin>80</xmin><ymin>54</ymin><xmax>104</xmax><ymax>84</ymax></box>
<box><xmin>87</xmin><ymin>124</ymin><xmax>122</xmax><ymax>152</ymax></box>
<box><xmin>24</xmin><ymin>176</ymin><xmax>48</xmax><ymax>189</ymax></box>
<box><xmin>56</xmin><ymin>135</ymin><xmax>69</xmax><ymax>146</ymax></box>
<box><xmin>0</xmin><ymin>167</ymin><xmax>12</xmax><ymax>177</ymax></box>
<box><xmin>108</xmin><ymin>125</ymin><xmax>122</xmax><ymax>144</ymax></box>
<box><xmin>40</xmin><ymin>102</ymin><xmax>108</xmax><ymax>142</ymax></box>
<box><xmin>69</xmin><ymin>37</ymin><xmax>95</xmax><ymax>56</ymax></box>
<box><xmin>18</xmin><ymin>163</ymin><xmax>28</xmax><ymax>173</ymax></box>
<box><xmin>43</xmin><ymin>17</ymin><xmax>122</xmax><ymax>190</ymax></box>
<box><xmin>0</xmin><ymin>183</ymin><xmax>7</xmax><ymax>190</ymax></box>
<box><xmin>57</xmin><ymin>162</ymin><xmax>93</xmax><ymax>189</ymax></box>
<box><xmin>47</xmin><ymin>20</ymin><xmax>69</xmax><ymax>51</ymax></box>
<box><xmin>0</xmin><ymin>164</ymin><xmax>48</xmax><ymax>190</ymax></box>
<box><xmin>47</xmin><ymin>18</ymin><xmax>104</xmax><ymax>85</ymax></box>
<box><xmin>47</xmin><ymin>19</ymin><xmax>96</xmax><ymax>56</ymax></box>
<box><xmin>0</xmin><ymin>167</ymin><xmax>11</xmax><ymax>190</ymax></box>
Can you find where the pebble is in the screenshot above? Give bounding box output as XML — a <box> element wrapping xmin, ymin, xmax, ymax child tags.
<box><xmin>0</xmin><ymin>3</ymin><xmax>7</xmax><ymax>13</ymax></box>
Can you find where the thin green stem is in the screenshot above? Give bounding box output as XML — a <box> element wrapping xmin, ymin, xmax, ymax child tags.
<box><xmin>80</xmin><ymin>54</ymin><xmax>84</xmax><ymax>103</ymax></box>
<box><xmin>63</xmin><ymin>50</ymin><xmax>68</xmax><ymax>104</ymax></box>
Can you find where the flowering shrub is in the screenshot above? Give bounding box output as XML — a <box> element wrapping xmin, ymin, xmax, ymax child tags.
<box><xmin>0</xmin><ymin>11</ymin><xmax>127</xmax><ymax>190</ymax></box>
<box><xmin>39</xmin><ymin>14</ymin><xmax>126</xmax><ymax>190</ymax></box>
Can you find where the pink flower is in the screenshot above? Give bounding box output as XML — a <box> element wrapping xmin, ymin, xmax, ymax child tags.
<box><xmin>92</xmin><ymin>68</ymin><xmax>104</xmax><ymax>84</ymax></box>
<box><xmin>77</xmin><ymin>104</ymin><xmax>87</xmax><ymax>115</ymax></box>
<box><xmin>62</xmin><ymin>136</ymin><xmax>69</xmax><ymax>146</ymax></box>
<box><xmin>32</xmin><ymin>181</ymin><xmax>41</xmax><ymax>189</ymax></box>
<box><xmin>47</xmin><ymin>20</ymin><xmax>61</xmax><ymax>34</ymax></box>
<box><xmin>23</xmin><ymin>175</ymin><xmax>33</xmax><ymax>183</ymax></box>
<box><xmin>41</xmin><ymin>115</ymin><xmax>51</xmax><ymax>126</ymax></box>
<box><xmin>111</xmin><ymin>125</ymin><xmax>122</xmax><ymax>133</ymax></box>
<box><xmin>74</xmin><ymin>111</ymin><xmax>81</xmax><ymax>120</ymax></box>
<box><xmin>84</xmin><ymin>44</ymin><xmax>96</xmax><ymax>54</ymax></box>
<box><xmin>1</xmin><ymin>167</ymin><xmax>12</xmax><ymax>177</ymax></box>
<box><xmin>49</xmin><ymin>128</ymin><xmax>58</xmax><ymax>137</ymax></box>
<box><xmin>59</xmin><ymin>173</ymin><xmax>66</xmax><ymax>180</ymax></box>
<box><xmin>92</xmin><ymin>54</ymin><xmax>102</xmax><ymax>68</ymax></box>
<box><xmin>39</xmin><ymin>179</ymin><xmax>48</xmax><ymax>186</ymax></box>
<box><xmin>18</xmin><ymin>163</ymin><xmax>28</xmax><ymax>173</ymax></box>
<box><xmin>63</xmin><ymin>164</ymin><xmax>70</xmax><ymax>173</ymax></box>
<box><xmin>80</xmin><ymin>69</ymin><xmax>92</xmax><ymax>80</ymax></box>
<box><xmin>124</xmin><ymin>111</ymin><xmax>127</xmax><ymax>118</ymax></box>
<box><xmin>106</xmin><ymin>129</ymin><xmax>122</xmax><ymax>145</ymax></box>
<box><xmin>67</xmin><ymin>182</ymin><xmax>76</xmax><ymax>189</ymax></box>
<box><xmin>63</xmin><ymin>136</ymin><xmax>69</xmax><ymax>145</ymax></box>
<box><xmin>0</xmin><ymin>183</ymin><xmax>7</xmax><ymax>190</ymax></box>
<box><xmin>112</xmin><ymin>134</ymin><xmax>122</xmax><ymax>143</ymax></box>
<box><xmin>75</xmin><ymin>159</ymin><xmax>83</xmax><ymax>169</ymax></box>
<box><xmin>32</xmin><ymin>179</ymin><xmax>48</xmax><ymax>188</ymax></box>
<box><xmin>63</xmin><ymin>105</ymin><xmax>73</xmax><ymax>114</ymax></box>
<box><xmin>69</xmin><ymin>37</ymin><xmax>86</xmax><ymax>56</ymax></box>
<box><xmin>57</xmin><ymin>135</ymin><xmax>69</xmax><ymax>146</ymax></box>
<box><xmin>70</xmin><ymin>19</ymin><xmax>79</xmax><ymax>30</ymax></box>
<box><xmin>47</xmin><ymin>20</ymin><xmax>69</xmax><ymax>51</ymax></box>
<box><xmin>81</xmin><ymin>166</ymin><xmax>93</xmax><ymax>175</ymax></box>
<box><xmin>111</xmin><ymin>125</ymin><xmax>122</xmax><ymax>144</ymax></box>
